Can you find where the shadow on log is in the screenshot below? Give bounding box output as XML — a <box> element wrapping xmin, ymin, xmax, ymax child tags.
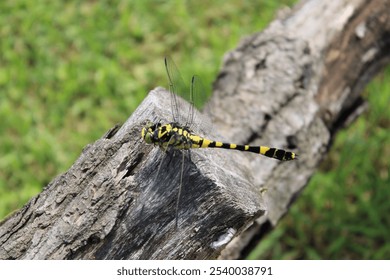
<box><xmin>1</xmin><ymin>0</ymin><xmax>389</xmax><ymax>259</ymax></box>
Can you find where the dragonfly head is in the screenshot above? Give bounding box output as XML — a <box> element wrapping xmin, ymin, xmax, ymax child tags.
<box><xmin>141</xmin><ymin>121</ymin><xmax>160</xmax><ymax>144</ymax></box>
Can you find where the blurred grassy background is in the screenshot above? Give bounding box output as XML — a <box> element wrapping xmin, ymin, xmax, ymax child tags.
<box><xmin>0</xmin><ymin>0</ymin><xmax>388</xmax><ymax>259</ymax></box>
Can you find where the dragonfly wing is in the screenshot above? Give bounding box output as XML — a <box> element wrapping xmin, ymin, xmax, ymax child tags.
<box><xmin>164</xmin><ymin>56</ymin><xmax>192</xmax><ymax>126</ymax></box>
<box><xmin>190</xmin><ymin>75</ymin><xmax>213</xmax><ymax>134</ymax></box>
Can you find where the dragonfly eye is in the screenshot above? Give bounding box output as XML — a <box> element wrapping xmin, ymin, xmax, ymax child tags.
<box><xmin>141</xmin><ymin>121</ymin><xmax>162</xmax><ymax>144</ymax></box>
<box><xmin>141</xmin><ymin>127</ymin><xmax>153</xmax><ymax>144</ymax></box>
<box><xmin>141</xmin><ymin>122</ymin><xmax>155</xmax><ymax>144</ymax></box>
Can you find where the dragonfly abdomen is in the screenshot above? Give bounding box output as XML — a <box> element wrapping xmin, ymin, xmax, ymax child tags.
<box><xmin>189</xmin><ymin>134</ymin><xmax>297</xmax><ymax>161</ymax></box>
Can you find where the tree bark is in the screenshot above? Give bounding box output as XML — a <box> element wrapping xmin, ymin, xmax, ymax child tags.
<box><xmin>1</xmin><ymin>0</ymin><xmax>389</xmax><ymax>260</ymax></box>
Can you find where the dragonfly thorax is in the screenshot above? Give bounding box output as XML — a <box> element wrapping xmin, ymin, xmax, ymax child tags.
<box><xmin>141</xmin><ymin>121</ymin><xmax>194</xmax><ymax>150</ymax></box>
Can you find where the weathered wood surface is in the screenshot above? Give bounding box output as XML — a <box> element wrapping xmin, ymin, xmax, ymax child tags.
<box><xmin>1</xmin><ymin>0</ymin><xmax>389</xmax><ymax>259</ymax></box>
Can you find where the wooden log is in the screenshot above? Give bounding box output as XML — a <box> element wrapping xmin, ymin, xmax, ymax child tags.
<box><xmin>1</xmin><ymin>0</ymin><xmax>389</xmax><ymax>259</ymax></box>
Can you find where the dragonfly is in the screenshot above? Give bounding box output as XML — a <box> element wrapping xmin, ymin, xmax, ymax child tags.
<box><xmin>141</xmin><ymin>57</ymin><xmax>298</xmax><ymax>228</ymax></box>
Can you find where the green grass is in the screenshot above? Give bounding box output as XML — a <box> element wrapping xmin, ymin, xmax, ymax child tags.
<box><xmin>1</xmin><ymin>0</ymin><xmax>389</xmax><ymax>260</ymax></box>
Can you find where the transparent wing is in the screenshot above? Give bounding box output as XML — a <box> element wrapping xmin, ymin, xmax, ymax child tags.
<box><xmin>164</xmin><ymin>56</ymin><xmax>193</xmax><ymax>127</ymax></box>
<box><xmin>164</xmin><ymin>56</ymin><xmax>212</xmax><ymax>134</ymax></box>
<box><xmin>189</xmin><ymin>75</ymin><xmax>213</xmax><ymax>134</ymax></box>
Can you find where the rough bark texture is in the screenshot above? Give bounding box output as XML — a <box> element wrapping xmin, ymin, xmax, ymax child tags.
<box><xmin>1</xmin><ymin>0</ymin><xmax>389</xmax><ymax>259</ymax></box>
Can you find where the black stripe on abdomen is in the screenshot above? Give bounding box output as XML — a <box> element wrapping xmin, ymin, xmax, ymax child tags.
<box><xmin>264</xmin><ymin>148</ymin><xmax>277</xmax><ymax>158</ymax></box>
